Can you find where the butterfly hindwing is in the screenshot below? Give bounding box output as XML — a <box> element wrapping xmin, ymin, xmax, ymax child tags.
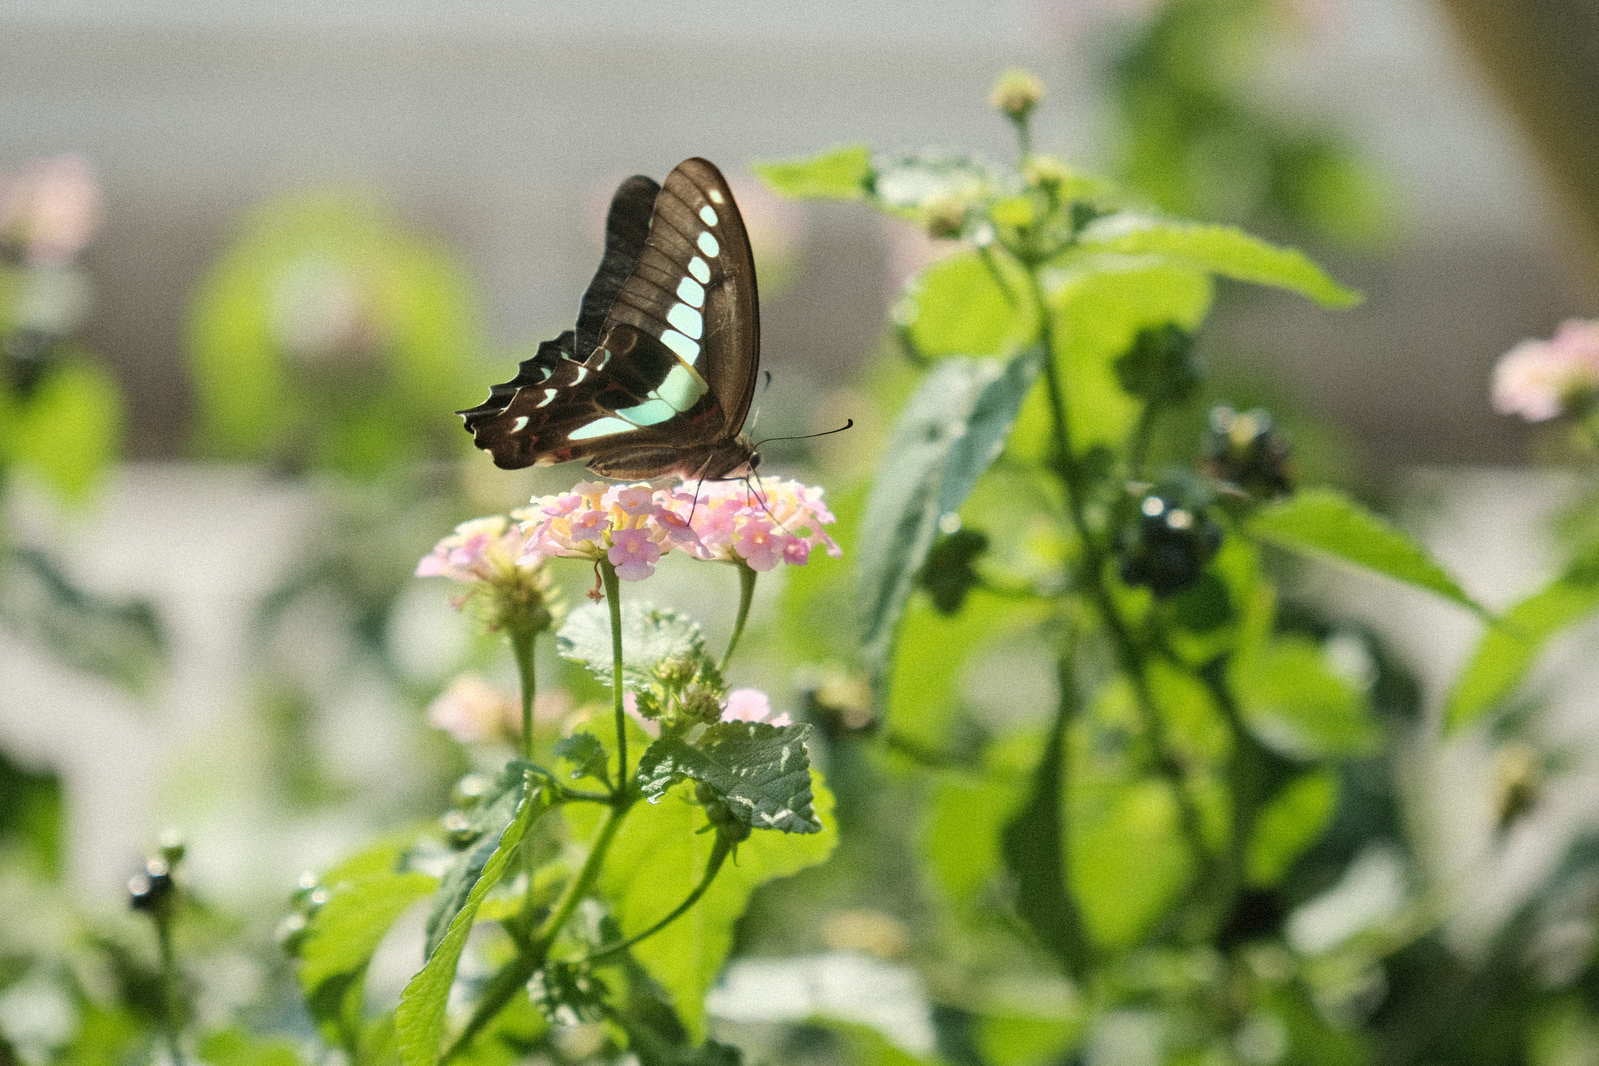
<box><xmin>460</xmin><ymin>158</ymin><xmax>760</xmax><ymax>479</ymax></box>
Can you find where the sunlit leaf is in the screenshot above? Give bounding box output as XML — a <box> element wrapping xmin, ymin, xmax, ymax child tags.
<box><xmin>1246</xmin><ymin>770</ymin><xmax>1338</xmax><ymax>886</ymax></box>
<box><xmin>1232</xmin><ymin>637</ymin><xmax>1375</xmax><ymax>759</ymax></box>
<box><xmin>557</xmin><ymin>601</ymin><xmax>706</xmax><ymax>686</ymax></box>
<box><xmin>574</xmin><ymin>774</ymin><xmax>836</xmax><ymax>1040</ymax></box>
<box><xmin>0</xmin><ymin>358</ymin><xmax>121</xmax><ymax>504</ymax></box>
<box><xmin>1247</xmin><ymin>488</ymin><xmax>1483</xmax><ymax>613</ymax></box>
<box><xmin>1068</xmin><ymin>213</ymin><xmax>1361</xmax><ymax>306</ymax></box>
<box><xmin>896</xmin><ymin>251</ymin><xmax>1033</xmax><ymax>359</ymax></box>
<box><xmin>1445</xmin><ymin>554</ymin><xmax>1599</xmax><ymax>732</ymax></box>
<box><xmin>754</xmin><ymin>145</ymin><xmax>873</xmax><ymax>200</ymax></box>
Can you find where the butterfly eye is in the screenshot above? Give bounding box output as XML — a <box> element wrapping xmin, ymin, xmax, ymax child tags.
<box><xmin>750</xmin><ymin>451</ymin><xmax>762</xmax><ymax>470</ymax></box>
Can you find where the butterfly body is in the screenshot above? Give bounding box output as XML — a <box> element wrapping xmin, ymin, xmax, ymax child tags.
<box><xmin>460</xmin><ymin>158</ymin><xmax>760</xmax><ymax>481</ymax></box>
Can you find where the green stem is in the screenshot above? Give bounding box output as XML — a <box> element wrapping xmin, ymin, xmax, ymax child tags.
<box><xmin>599</xmin><ymin>561</ymin><xmax>628</xmax><ymax>788</ymax></box>
<box><xmin>720</xmin><ymin>565</ymin><xmax>758</xmax><ymax>673</ymax></box>
<box><xmin>508</xmin><ymin>625</ymin><xmax>539</xmax><ymax>915</ymax></box>
<box><xmin>155</xmin><ymin>914</ymin><xmax>186</xmax><ymax>1066</ymax></box>
<box><xmin>508</xmin><ymin>626</ymin><xmax>537</xmax><ymax>764</ymax></box>
<box><xmin>1020</xmin><ymin>259</ymin><xmax>1211</xmax><ymax>878</ymax></box>
<box><xmin>583</xmin><ymin>833</ymin><xmax>732</xmax><ymax>965</ymax></box>
<box><xmin>1126</xmin><ymin>399</ymin><xmax>1162</xmax><ymax>482</ymax></box>
<box><xmin>444</xmin><ymin>799</ymin><xmax>633</xmax><ymax>1064</ymax></box>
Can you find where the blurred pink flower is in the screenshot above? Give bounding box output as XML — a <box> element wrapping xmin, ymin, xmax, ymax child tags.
<box><xmin>720</xmin><ymin>687</ymin><xmax>793</xmax><ymax>728</ymax></box>
<box><xmin>1492</xmin><ymin>319</ymin><xmax>1599</xmax><ymax>422</ymax></box>
<box><xmin>427</xmin><ymin>674</ymin><xmax>570</xmax><ymax>745</ymax></box>
<box><xmin>416</xmin><ymin>514</ymin><xmax>527</xmax><ymax>584</ymax></box>
<box><xmin>0</xmin><ymin>155</ymin><xmax>101</xmax><ymax>264</ymax></box>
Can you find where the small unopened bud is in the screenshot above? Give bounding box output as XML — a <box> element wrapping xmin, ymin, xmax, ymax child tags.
<box><xmin>157</xmin><ymin>828</ymin><xmax>187</xmax><ymax>868</ymax></box>
<box><xmin>442</xmin><ymin>809</ymin><xmax>480</xmax><ymax>849</ymax></box>
<box><xmin>1022</xmin><ymin>154</ymin><xmax>1073</xmax><ymax>194</ymax></box>
<box><xmin>989</xmin><ymin>69</ymin><xmax>1044</xmax><ymax>122</ymax></box>
<box><xmin>129</xmin><ymin>858</ymin><xmax>174</xmax><ymax>914</ymax></box>
<box><xmin>1494</xmin><ymin>743</ymin><xmax>1544</xmax><ymax>831</ymax></box>
<box><xmin>922</xmin><ymin>195</ymin><xmax>968</xmax><ymax>240</ymax></box>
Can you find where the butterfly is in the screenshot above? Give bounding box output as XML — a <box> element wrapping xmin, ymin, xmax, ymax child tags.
<box><xmin>460</xmin><ymin>158</ymin><xmax>761</xmax><ymax>481</ymax></box>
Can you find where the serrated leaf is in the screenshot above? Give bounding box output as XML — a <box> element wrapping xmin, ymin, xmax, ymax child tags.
<box><xmin>859</xmin><ymin>350</ymin><xmax>1043</xmax><ymax>709</ymax></box>
<box><xmin>896</xmin><ymin>251</ymin><xmax>1033</xmax><ymax>359</ymax></box>
<box><xmin>395</xmin><ymin>779</ymin><xmax>549</xmax><ymax>1066</ymax></box>
<box><xmin>425</xmin><ymin>764</ymin><xmax>533</xmax><ymax>956</ymax></box>
<box><xmin>635</xmin><ymin>722</ymin><xmax>818</xmax><ymax>833</ymax></box>
<box><xmin>572</xmin><ymin>774</ymin><xmax>837</xmax><ymax>1040</ymax></box>
<box><xmin>555</xmin><ymin>732</ymin><xmax>609</xmax><ymax>783</ymax></box>
<box><xmin>1445</xmin><ymin>556</ymin><xmax>1599</xmax><ymax>732</ymax></box>
<box><xmin>557</xmin><ymin>601</ymin><xmax>706</xmax><ymax>686</ymax></box>
<box><xmin>1246</xmin><ymin>488</ymin><xmax>1483</xmax><ymax>613</ymax></box>
<box><xmin>754</xmin><ymin>145</ymin><xmax>872</xmax><ymax>200</ymax></box>
<box><xmin>1069</xmin><ymin>214</ymin><xmax>1361</xmax><ymax>307</ymax></box>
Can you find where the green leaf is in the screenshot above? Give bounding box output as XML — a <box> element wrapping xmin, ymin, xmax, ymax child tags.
<box><xmin>396</xmin><ymin>778</ymin><xmax>549</xmax><ymax>1066</ymax></box>
<box><xmin>1070</xmin><ymin>773</ymin><xmax>1194</xmax><ymax>949</ymax></box>
<box><xmin>557</xmin><ymin>601</ymin><xmax>706</xmax><ymax>686</ymax></box>
<box><xmin>1246</xmin><ymin>770</ymin><xmax>1338</xmax><ymax>887</ymax></box>
<box><xmin>1247</xmin><ymin>488</ymin><xmax>1482</xmax><ymax>613</ymax></box>
<box><xmin>1001</xmin><ymin>690</ymin><xmax>1084</xmax><ymax>970</ymax></box>
<box><xmin>425</xmin><ymin>764</ymin><xmax>534</xmax><ymax>956</ymax></box>
<box><xmin>1069</xmin><ymin>214</ymin><xmax>1361</xmax><ymax>307</ymax></box>
<box><xmin>636</xmin><ymin>722</ymin><xmax>818</xmax><ymax>833</ymax></box>
<box><xmin>300</xmin><ymin>868</ymin><xmax>438</xmax><ymax>1013</ymax></box>
<box><xmin>1445</xmin><ymin>557</ymin><xmax>1599</xmax><ymax>731</ymax></box>
<box><xmin>754</xmin><ymin>145</ymin><xmax>872</xmax><ymax>200</ymax></box>
<box><xmin>924</xmin><ymin>772</ymin><xmax>1025</xmax><ymax>910</ymax></box>
<box><xmin>576</xmin><ymin>774</ymin><xmax>837</xmax><ymax>1040</ymax></box>
<box><xmin>859</xmin><ymin>350</ymin><xmax>1043</xmax><ymax>706</ymax></box>
<box><xmin>0</xmin><ymin>358</ymin><xmax>121</xmax><ymax>503</ymax></box>
<box><xmin>1232</xmin><ymin>637</ymin><xmax>1375</xmax><ymax>759</ymax></box>
<box><xmin>896</xmin><ymin>251</ymin><xmax>1033</xmax><ymax>358</ymax></box>
<box><xmin>197</xmin><ymin>1030</ymin><xmax>307</xmax><ymax>1066</ymax></box>
<box><xmin>555</xmin><ymin>732</ymin><xmax>609</xmax><ymax>783</ymax></box>
<box><xmin>1009</xmin><ymin>265</ymin><xmax>1213</xmax><ymax>461</ymax></box>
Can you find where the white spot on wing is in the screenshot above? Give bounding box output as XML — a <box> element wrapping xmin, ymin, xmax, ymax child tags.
<box><xmin>570</xmin><ymin>366</ymin><xmax>589</xmax><ymax>384</ymax></box>
<box><xmin>654</xmin><ymin>363</ymin><xmax>709</xmax><ymax>410</ymax></box>
<box><xmin>511</xmin><ymin>415</ymin><xmax>530</xmax><ymax>432</ymax></box>
<box><xmin>616</xmin><ymin>397</ymin><xmax>676</xmax><ymax>426</ymax></box>
<box><xmin>667</xmin><ymin>302</ymin><xmax>703</xmax><ymax>340</ymax></box>
<box><xmin>699</xmin><ymin>204</ymin><xmax>719</xmax><ymax>226</ymax></box>
<box><xmin>708</xmin><ymin>187</ymin><xmax>725</xmax><ymax>205</ymax></box>
<box><xmin>593</xmin><ymin>348</ymin><xmax>612</xmax><ymax>370</ymax></box>
<box><xmin>661</xmin><ymin>329</ymin><xmax>700</xmax><ymax>364</ymax></box>
<box><xmin>676</xmin><ymin>276</ymin><xmax>705</xmax><ymax>308</ymax></box>
<box><xmin>569</xmin><ymin>416</ymin><xmax>637</xmax><ymax>441</ymax></box>
<box><xmin>535</xmin><ymin>388</ymin><xmax>558</xmax><ymax>408</ymax></box>
<box><xmin>697</xmin><ymin>231</ymin><xmax>720</xmax><ymax>257</ymax></box>
<box><xmin>688</xmin><ymin>256</ymin><xmax>711</xmax><ymax>284</ymax></box>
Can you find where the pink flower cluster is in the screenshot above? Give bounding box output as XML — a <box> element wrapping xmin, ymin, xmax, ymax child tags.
<box><xmin>720</xmin><ymin>687</ymin><xmax>793</xmax><ymax>728</ymax></box>
<box><xmin>518</xmin><ymin>478</ymin><xmax>840</xmax><ymax>581</ymax></box>
<box><xmin>415</xmin><ymin>514</ymin><xmax>528</xmax><ymax>585</ymax></box>
<box><xmin>1492</xmin><ymin>319</ymin><xmax>1599</xmax><ymax>422</ymax></box>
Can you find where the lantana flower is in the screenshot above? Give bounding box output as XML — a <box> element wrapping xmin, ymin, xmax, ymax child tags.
<box><xmin>417</xmin><ymin>513</ymin><xmax>560</xmax><ymax>631</ymax></box>
<box><xmin>427</xmin><ymin>674</ymin><xmax>572</xmax><ymax>746</ymax></box>
<box><xmin>1492</xmin><ymin>319</ymin><xmax>1599</xmax><ymax>422</ymax></box>
<box><xmin>515</xmin><ymin>477</ymin><xmax>840</xmax><ymax>580</ymax></box>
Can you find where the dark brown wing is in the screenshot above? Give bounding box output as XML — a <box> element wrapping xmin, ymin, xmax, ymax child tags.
<box><xmin>459</xmin><ymin>158</ymin><xmax>759</xmax><ymax>476</ymax></box>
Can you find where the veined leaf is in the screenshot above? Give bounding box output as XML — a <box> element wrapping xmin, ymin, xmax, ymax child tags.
<box><xmin>424</xmin><ymin>764</ymin><xmax>533</xmax><ymax>957</ymax></box>
<box><xmin>755</xmin><ymin>145</ymin><xmax>872</xmax><ymax>200</ymax></box>
<box><xmin>636</xmin><ymin>722</ymin><xmax>819</xmax><ymax>833</ymax></box>
<box><xmin>1445</xmin><ymin>556</ymin><xmax>1599</xmax><ymax>731</ymax></box>
<box><xmin>395</xmin><ymin>777</ymin><xmax>549</xmax><ymax>1066</ymax></box>
<box><xmin>1246</xmin><ymin>488</ymin><xmax>1483</xmax><ymax>614</ymax></box>
<box><xmin>572</xmin><ymin>775</ymin><xmax>837</xmax><ymax>1040</ymax></box>
<box><xmin>858</xmin><ymin>350</ymin><xmax>1043</xmax><ymax>708</ymax></box>
<box><xmin>557</xmin><ymin>602</ymin><xmax>706</xmax><ymax>686</ymax></box>
<box><xmin>1069</xmin><ymin>214</ymin><xmax>1360</xmax><ymax>307</ymax></box>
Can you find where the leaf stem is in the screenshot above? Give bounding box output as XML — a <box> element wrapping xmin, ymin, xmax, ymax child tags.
<box><xmin>508</xmin><ymin>626</ymin><xmax>537</xmax><ymax>765</ymax></box>
<box><xmin>583</xmin><ymin>833</ymin><xmax>732</xmax><ymax>965</ymax></box>
<box><xmin>155</xmin><ymin>911</ymin><xmax>186</xmax><ymax>1066</ymax></box>
<box><xmin>720</xmin><ymin>564</ymin><xmax>758</xmax><ymax>673</ymax></box>
<box><xmin>599</xmin><ymin>560</ymin><xmax>628</xmax><ymax>788</ymax></box>
<box><xmin>1019</xmin><ymin>257</ymin><xmax>1211</xmax><ymax>880</ymax></box>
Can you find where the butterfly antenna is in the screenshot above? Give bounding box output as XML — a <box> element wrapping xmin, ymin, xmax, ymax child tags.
<box><xmin>751</xmin><ymin>418</ymin><xmax>855</xmax><ymax>450</ymax></box>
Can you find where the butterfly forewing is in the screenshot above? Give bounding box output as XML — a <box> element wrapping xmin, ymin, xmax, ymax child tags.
<box><xmin>460</xmin><ymin>158</ymin><xmax>760</xmax><ymax>479</ymax></box>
